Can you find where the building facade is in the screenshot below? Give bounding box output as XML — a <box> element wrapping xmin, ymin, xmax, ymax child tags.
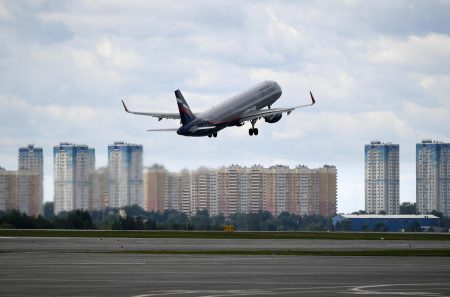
<box><xmin>108</xmin><ymin>141</ymin><xmax>143</xmax><ymax>209</ymax></box>
<box><xmin>89</xmin><ymin>167</ymin><xmax>109</xmax><ymax>210</ymax></box>
<box><xmin>18</xmin><ymin>144</ymin><xmax>44</xmax><ymax>207</ymax></box>
<box><xmin>0</xmin><ymin>145</ymin><xmax>44</xmax><ymax>216</ymax></box>
<box><xmin>416</xmin><ymin>140</ymin><xmax>450</xmax><ymax>216</ymax></box>
<box><xmin>144</xmin><ymin>164</ymin><xmax>337</xmax><ymax>217</ymax></box>
<box><xmin>365</xmin><ymin>141</ymin><xmax>400</xmax><ymax>214</ymax></box>
<box><xmin>332</xmin><ymin>214</ymin><xmax>439</xmax><ymax>232</ymax></box>
<box><xmin>0</xmin><ymin>168</ymin><xmax>42</xmax><ymax>216</ymax></box>
<box><xmin>54</xmin><ymin>143</ymin><xmax>95</xmax><ymax>214</ymax></box>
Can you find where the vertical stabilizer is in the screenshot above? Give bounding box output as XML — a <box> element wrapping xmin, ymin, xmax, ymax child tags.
<box><xmin>175</xmin><ymin>90</ymin><xmax>196</xmax><ymax>125</ymax></box>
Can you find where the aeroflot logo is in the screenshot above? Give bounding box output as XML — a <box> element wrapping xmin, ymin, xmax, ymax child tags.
<box><xmin>176</xmin><ymin>98</ymin><xmax>183</xmax><ymax>104</ymax></box>
<box><xmin>177</xmin><ymin>100</ymin><xmax>191</xmax><ymax>113</ymax></box>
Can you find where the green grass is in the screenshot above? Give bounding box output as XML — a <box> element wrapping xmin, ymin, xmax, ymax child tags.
<box><xmin>1</xmin><ymin>229</ymin><xmax>450</xmax><ymax>240</ymax></box>
<box><xmin>107</xmin><ymin>249</ymin><xmax>450</xmax><ymax>257</ymax></box>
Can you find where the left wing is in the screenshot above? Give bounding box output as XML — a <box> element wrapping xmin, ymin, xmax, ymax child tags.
<box><xmin>238</xmin><ymin>91</ymin><xmax>316</xmax><ymax>123</ymax></box>
<box><xmin>122</xmin><ymin>100</ymin><xmax>181</xmax><ymax>120</ymax></box>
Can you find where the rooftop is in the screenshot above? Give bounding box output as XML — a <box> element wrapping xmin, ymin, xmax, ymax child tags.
<box><xmin>338</xmin><ymin>214</ymin><xmax>439</xmax><ymax>219</ymax></box>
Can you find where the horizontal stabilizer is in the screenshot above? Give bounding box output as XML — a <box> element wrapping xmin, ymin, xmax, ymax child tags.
<box><xmin>146</xmin><ymin>128</ymin><xmax>179</xmax><ymax>132</ymax></box>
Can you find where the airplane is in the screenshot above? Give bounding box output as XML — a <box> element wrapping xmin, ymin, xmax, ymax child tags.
<box><xmin>121</xmin><ymin>80</ymin><xmax>315</xmax><ymax>138</ymax></box>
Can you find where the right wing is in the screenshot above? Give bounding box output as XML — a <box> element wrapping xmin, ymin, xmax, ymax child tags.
<box><xmin>238</xmin><ymin>91</ymin><xmax>316</xmax><ymax>124</ymax></box>
<box><xmin>122</xmin><ymin>100</ymin><xmax>181</xmax><ymax>120</ymax></box>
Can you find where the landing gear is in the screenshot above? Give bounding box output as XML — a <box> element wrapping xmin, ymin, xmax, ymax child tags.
<box><xmin>208</xmin><ymin>134</ymin><xmax>212</xmax><ymax>138</ymax></box>
<box><xmin>248</xmin><ymin>128</ymin><xmax>259</xmax><ymax>136</ymax></box>
<box><xmin>249</xmin><ymin>119</ymin><xmax>259</xmax><ymax>136</ymax></box>
<box><xmin>213</xmin><ymin>133</ymin><xmax>217</xmax><ymax>138</ymax></box>
<box><xmin>268</xmin><ymin>105</ymin><xmax>271</xmax><ymax>109</ymax></box>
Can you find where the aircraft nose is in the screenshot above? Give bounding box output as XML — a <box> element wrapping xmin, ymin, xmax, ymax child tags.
<box><xmin>274</xmin><ymin>82</ymin><xmax>282</xmax><ymax>96</ymax></box>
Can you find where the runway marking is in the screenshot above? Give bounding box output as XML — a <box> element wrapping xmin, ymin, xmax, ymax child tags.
<box><xmin>348</xmin><ymin>283</ymin><xmax>450</xmax><ymax>296</ymax></box>
<box><xmin>131</xmin><ymin>286</ymin><xmax>353</xmax><ymax>297</ymax></box>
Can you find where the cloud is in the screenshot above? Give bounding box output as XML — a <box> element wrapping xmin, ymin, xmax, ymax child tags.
<box><xmin>1</xmin><ymin>1</ymin><xmax>449</xmax><ymax>213</ymax></box>
<box><xmin>359</xmin><ymin>34</ymin><xmax>450</xmax><ymax>73</ymax></box>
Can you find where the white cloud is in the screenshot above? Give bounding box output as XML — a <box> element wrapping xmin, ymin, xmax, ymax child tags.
<box><xmin>359</xmin><ymin>33</ymin><xmax>450</xmax><ymax>71</ymax></box>
<box><xmin>1</xmin><ymin>1</ymin><xmax>450</xmax><ymax>212</ymax></box>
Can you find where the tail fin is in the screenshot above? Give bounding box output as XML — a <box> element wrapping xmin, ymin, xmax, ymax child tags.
<box><xmin>175</xmin><ymin>89</ymin><xmax>196</xmax><ymax>125</ymax></box>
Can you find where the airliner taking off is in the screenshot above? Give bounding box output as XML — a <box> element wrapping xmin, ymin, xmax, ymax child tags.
<box><xmin>121</xmin><ymin>81</ymin><xmax>315</xmax><ymax>137</ymax></box>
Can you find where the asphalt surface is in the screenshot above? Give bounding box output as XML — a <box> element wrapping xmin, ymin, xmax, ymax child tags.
<box><xmin>1</xmin><ymin>252</ymin><xmax>450</xmax><ymax>297</ymax></box>
<box><xmin>2</xmin><ymin>236</ymin><xmax>450</xmax><ymax>252</ymax></box>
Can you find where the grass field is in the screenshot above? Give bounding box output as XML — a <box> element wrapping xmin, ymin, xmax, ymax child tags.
<box><xmin>112</xmin><ymin>249</ymin><xmax>450</xmax><ymax>257</ymax></box>
<box><xmin>1</xmin><ymin>229</ymin><xmax>450</xmax><ymax>240</ymax></box>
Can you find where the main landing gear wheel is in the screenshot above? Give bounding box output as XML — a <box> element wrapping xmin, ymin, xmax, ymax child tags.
<box><xmin>213</xmin><ymin>133</ymin><xmax>217</xmax><ymax>138</ymax></box>
<box><xmin>248</xmin><ymin>128</ymin><xmax>259</xmax><ymax>136</ymax></box>
<box><xmin>208</xmin><ymin>134</ymin><xmax>212</xmax><ymax>138</ymax></box>
<box><xmin>249</xmin><ymin>119</ymin><xmax>259</xmax><ymax>136</ymax></box>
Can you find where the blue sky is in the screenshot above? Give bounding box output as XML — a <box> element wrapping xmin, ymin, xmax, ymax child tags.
<box><xmin>1</xmin><ymin>1</ymin><xmax>449</xmax><ymax>212</ymax></box>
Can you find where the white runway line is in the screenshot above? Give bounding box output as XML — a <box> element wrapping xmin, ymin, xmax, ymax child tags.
<box><xmin>349</xmin><ymin>283</ymin><xmax>450</xmax><ymax>296</ymax></box>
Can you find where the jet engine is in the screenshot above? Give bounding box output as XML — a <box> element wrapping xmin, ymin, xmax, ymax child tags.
<box><xmin>264</xmin><ymin>113</ymin><xmax>282</xmax><ymax>123</ymax></box>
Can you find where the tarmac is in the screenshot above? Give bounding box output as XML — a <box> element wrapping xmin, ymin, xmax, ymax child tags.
<box><xmin>2</xmin><ymin>236</ymin><xmax>450</xmax><ymax>252</ymax></box>
<box><xmin>1</xmin><ymin>236</ymin><xmax>450</xmax><ymax>296</ymax></box>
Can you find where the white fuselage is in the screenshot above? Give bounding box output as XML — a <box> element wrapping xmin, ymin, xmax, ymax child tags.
<box><xmin>198</xmin><ymin>80</ymin><xmax>282</xmax><ymax>125</ymax></box>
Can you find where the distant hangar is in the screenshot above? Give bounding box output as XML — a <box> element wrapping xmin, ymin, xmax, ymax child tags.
<box><xmin>332</xmin><ymin>214</ymin><xmax>440</xmax><ymax>232</ymax></box>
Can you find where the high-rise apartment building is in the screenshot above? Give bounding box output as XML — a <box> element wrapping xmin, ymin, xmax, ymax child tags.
<box><xmin>108</xmin><ymin>141</ymin><xmax>143</xmax><ymax>209</ymax></box>
<box><xmin>89</xmin><ymin>167</ymin><xmax>109</xmax><ymax>210</ymax></box>
<box><xmin>0</xmin><ymin>145</ymin><xmax>44</xmax><ymax>216</ymax></box>
<box><xmin>18</xmin><ymin>144</ymin><xmax>44</xmax><ymax>206</ymax></box>
<box><xmin>144</xmin><ymin>164</ymin><xmax>167</xmax><ymax>212</ymax></box>
<box><xmin>365</xmin><ymin>141</ymin><xmax>399</xmax><ymax>214</ymax></box>
<box><xmin>54</xmin><ymin>143</ymin><xmax>95</xmax><ymax>214</ymax></box>
<box><xmin>318</xmin><ymin>165</ymin><xmax>338</xmax><ymax>217</ymax></box>
<box><xmin>191</xmin><ymin>167</ymin><xmax>218</xmax><ymax>216</ymax></box>
<box><xmin>0</xmin><ymin>168</ymin><xmax>42</xmax><ymax>216</ymax></box>
<box><xmin>416</xmin><ymin>140</ymin><xmax>450</xmax><ymax>216</ymax></box>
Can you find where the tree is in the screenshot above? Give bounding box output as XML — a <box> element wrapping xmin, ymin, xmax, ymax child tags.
<box><xmin>400</xmin><ymin>202</ymin><xmax>417</xmax><ymax>214</ymax></box>
<box><xmin>190</xmin><ymin>209</ymin><xmax>211</xmax><ymax>230</ymax></box>
<box><xmin>55</xmin><ymin>210</ymin><xmax>94</xmax><ymax>229</ymax></box>
<box><xmin>112</xmin><ymin>216</ymin><xmax>145</xmax><ymax>230</ymax></box>
<box><xmin>336</xmin><ymin>219</ymin><xmax>352</xmax><ymax>231</ymax></box>
<box><xmin>276</xmin><ymin>212</ymin><xmax>300</xmax><ymax>231</ymax></box>
<box><xmin>430</xmin><ymin>210</ymin><xmax>443</xmax><ymax>219</ymax></box>
<box><xmin>351</xmin><ymin>210</ymin><xmax>367</xmax><ymax>215</ymax></box>
<box><xmin>43</xmin><ymin>202</ymin><xmax>54</xmax><ymax>220</ymax></box>
<box><xmin>210</xmin><ymin>213</ymin><xmax>225</xmax><ymax>230</ymax></box>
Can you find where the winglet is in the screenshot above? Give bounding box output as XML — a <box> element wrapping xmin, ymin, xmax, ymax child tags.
<box><xmin>310</xmin><ymin>91</ymin><xmax>316</xmax><ymax>105</ymax></box>
<box><xmin>121</xmin><ymin>100</ymin><xmax>129</xmax><ymax>112</ymax></box>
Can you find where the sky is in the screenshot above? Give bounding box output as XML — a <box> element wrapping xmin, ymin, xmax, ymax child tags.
<box><xmin>1</xmin><ymin>0</ymin><xmax>449</xmax><ymax>213</ymax></box>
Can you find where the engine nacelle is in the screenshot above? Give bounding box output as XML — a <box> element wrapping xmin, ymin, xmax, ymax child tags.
<box><xmin>264</xmin><ymin>113</ymin><xmax>282</xmax><ymax>123</ymax></box>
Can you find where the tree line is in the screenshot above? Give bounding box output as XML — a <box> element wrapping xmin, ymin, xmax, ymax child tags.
<box><xmin>0</xmin><ymin>202</ymin><xmax>448</xmax><ymax>231</ymax></box>
<box><xmin>0</xmin><ymin>202</ymin><xmax>334</xmax><ymax>231</ymax></box>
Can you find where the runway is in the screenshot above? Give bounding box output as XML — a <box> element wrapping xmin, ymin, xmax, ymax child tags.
<box><xmin>1</xmin><ymin>237</ymin><xmax>450</xmax><ymax>296</ymax></box>
<box><xmin>1</xmin><ymin>252</ymin><xmax>450</xmax><ymax>296</ymax></box>
<box><xmin>2</xmin><ymin>236</ymin><xmax>450</xmax><ymax>252</ymax></box>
